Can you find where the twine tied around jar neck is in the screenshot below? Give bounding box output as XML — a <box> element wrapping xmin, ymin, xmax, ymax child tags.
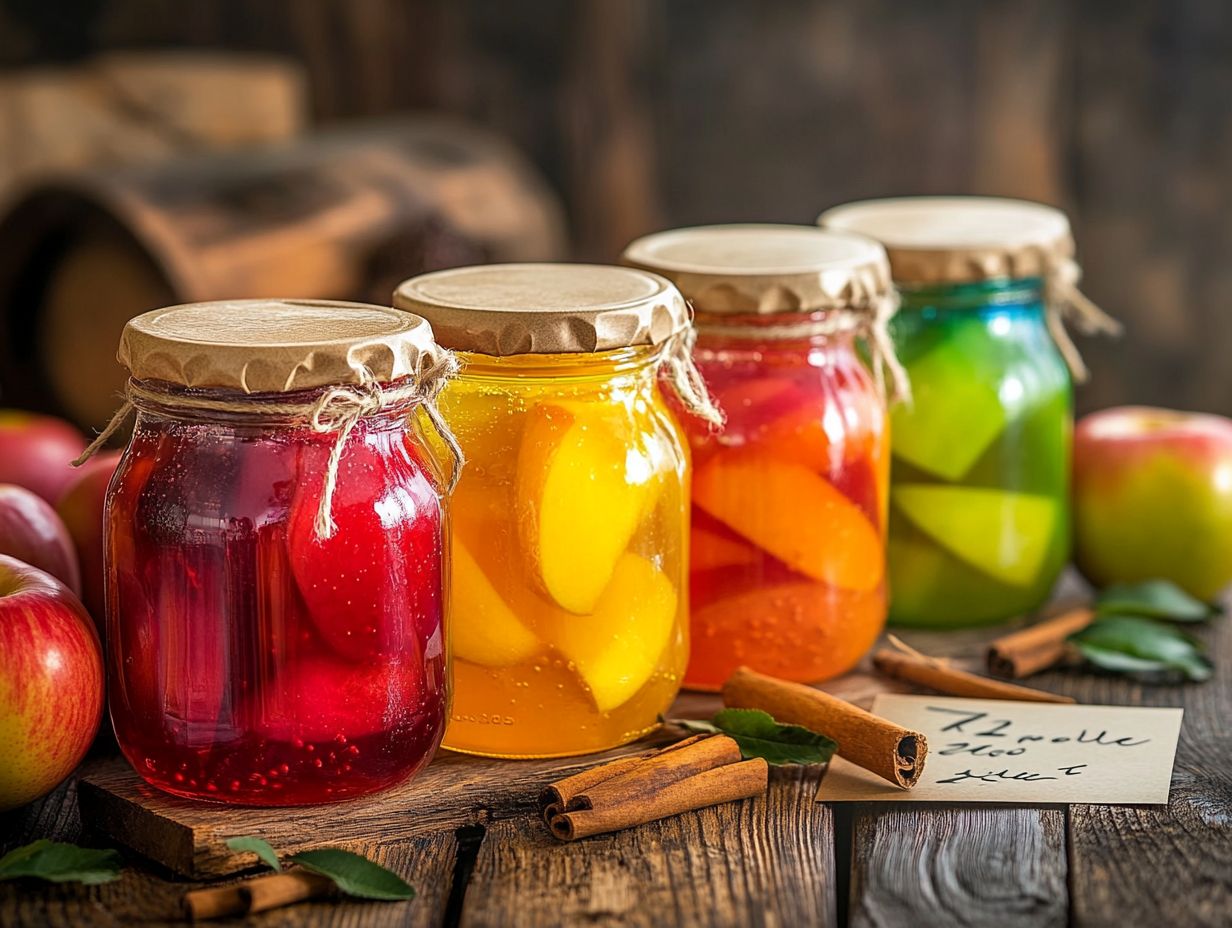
<box><xmin>693</xmin><ymin>292</ymin><xmax>912</xmax><ymax>406</ymax></box>
<box><xmin>662</xmin><ymin>327</ymin><xmax>725</xmax><ymax>428</ymax></box>
<box><xmin>1044</xmin><ymin>257</ymin><xmax>1123</xmax><ymax>383</ymax></box>
<box><xmin>73</xmin><ymin>353</ymin><xmax>465</xmax><ymax>540</ymax></box>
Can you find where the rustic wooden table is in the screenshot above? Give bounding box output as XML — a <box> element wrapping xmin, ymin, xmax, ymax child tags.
<box><xmin>2</xmin><ymin>613</ymin><xmax>1229</xmax><ymax>928</ymax></box>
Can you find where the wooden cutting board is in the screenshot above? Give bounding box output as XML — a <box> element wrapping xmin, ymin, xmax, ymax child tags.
<box><xmin>77</xmin><ymin>692</ymin><xmax>713</xmax><ymax>879</ymax></box>
<box><xmin>76</xmin><ymin>666</ymin><xmax>921</xmax><ymax>879</ymax></box>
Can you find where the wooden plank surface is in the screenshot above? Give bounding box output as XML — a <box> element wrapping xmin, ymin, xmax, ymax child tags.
<box><xmin>0</xmin><ymin>834</ymin><xmax>457</xmax><ymax>928</ymax></box>
<box><xmin>1064</xmin><ymin>613</ymin><xmax>1232</xmax><ymax>928</ymax></box>
<box><xmin>5</xmin><ymin>613</ymin><xmax>1229</xmax><ymax>926</ymax></box>
<box><xmin>461</xmin><ymin>766</ymin><xmax>835</xmax><ymax>928</ymax></box>
<box><xmin>848</xmin><ymin>806</ymin><xmax>1068</xmax><ymax>928</ymax></box>
<box><xmin>845</xmin><ymin>621</ymin><xmax>1073</xmax><ymax>928</ymax></box>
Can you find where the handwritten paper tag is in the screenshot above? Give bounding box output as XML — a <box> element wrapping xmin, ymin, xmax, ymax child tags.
<box><xmin>818</xmin><ymin>695</ymin><xmax>1183</xmax><ymax>805</ymax></box>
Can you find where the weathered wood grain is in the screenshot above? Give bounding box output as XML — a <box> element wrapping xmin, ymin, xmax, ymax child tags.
<box><xmin>848</xmin><ymin>805</ymin><xmax>1068</xmax><ymax>928</ymax></box>
<box><xmin>846</xmin><ymin>618</ymin><xmax>1073</xmax><ymax>928</ymax></box>
<box><xmin>1063</xmin><ymin>614</ymin><xmax>1232</xmax><ymax>928</ymax></box>
<box><xmin>460</xmin><ymin>765</ymin><xmax>835</xmax><ymax>928</ymax></box>
<box><xmin>0</xmin><ymin>834</ymin><xmax>455</xmax><ymax>928</ymax></box>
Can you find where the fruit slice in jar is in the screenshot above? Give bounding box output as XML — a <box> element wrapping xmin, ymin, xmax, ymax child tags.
<box><xmin>687</xmin><ymin>579</ymin><xmax>884</xmax><ymax>687</ymax></box>
<box><xmin>288</xmin><ymin>434</ymin><xmax>444</xmax><ymax>661</ymax></box>
<box><xmin>693</xmin><ymin>448</ymin><xmax>883</xmax><ymax>592</ymax></box>
<box><xmin>537</xmin><ymin>553</ymin><xmax>677</xmax><ymax>713</ymax></box>
<box><xmin>892</xmin><ymin>484</ymin><xmax>1058</xmax><ymax>587</ymax></box>
<box><xmin>886</xmin><ymin>522</ymin><xmax>1033</xmax><ymax>625</ymax></box>
<box><xmin>516</xmin><ymin>402</ymin><xmax>658</xmax><ymax>614</ymax></box>
<box><xmin>891</xmin><ymin>321</ymin><xmax>1008</xmax><ymax>481</ymax></box>
<box><xmin>691</xmin><ymin>509</ymin><xmax>762</xmax><ymax>572</ymax></box>
<box><xmin>450</xmin><ymin>535</ymin><xmax>540</xmax><ymax>667</ymax></box>
<box><xmin>251</xmin><ymin>653</ymin><xmax>422</xmax><ymax>742</ymax></box>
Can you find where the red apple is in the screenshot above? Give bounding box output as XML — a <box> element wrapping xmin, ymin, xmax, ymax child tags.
<box><xmin>0</xmin><ymin>554</ymin><xmax>103</xmax><ymax>811</ymax></box>
<box><xmin>0</xmin><ymin>410</ymin><xmax>87</xmax><ymax>503</ymax></box>
<box><xmin>1073</xmin><ymin>406</ymin><xmax>1232</xmax><ymax>600</ymax></box>
<box><xmin>0</xmin><ymin>484</ymin><xmax>81</xmax><ymax>595</ymax></box>
<box><xmin>56</xmin><ymin>452</ymin><xmax>122</xmax><ymax>624</ymax></box>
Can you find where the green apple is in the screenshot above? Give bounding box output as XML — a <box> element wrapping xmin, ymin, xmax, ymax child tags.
<box><xmin>1074</xmin><ymin>406</ymin><xmax>1232</xmax><ymax>600</ymax></box>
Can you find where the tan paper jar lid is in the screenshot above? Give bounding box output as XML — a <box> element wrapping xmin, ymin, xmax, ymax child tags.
<box><xmin>118</xmin><ymin>299</ymin><xmax>443</xmax><ymax>393</ymax></box>
<box><xmin>817</xmin><ymin>196</ymin><xmax>1075</xmax><ymax>284</ymax></box>
<box><xmin>620</xmin><ymin>224</ymin><xmax>892</xmax><ymax>315</ymax></box>
<box><xmin>392</xmin><ymin>263</ymin><xmax>689</xmax><ymax>355</ymax></box>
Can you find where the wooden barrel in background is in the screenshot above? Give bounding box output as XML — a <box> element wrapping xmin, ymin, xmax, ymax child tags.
<box><xmin>0</xmin><ymin>118</ymin><xmax>567</xmax><ymax>429</ymax></box>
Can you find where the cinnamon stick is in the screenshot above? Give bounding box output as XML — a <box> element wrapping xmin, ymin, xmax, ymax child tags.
<box><xmin>987</xmin><ymin>607</ymin><xmax>1095</xmax><ymax>678</ymax></box>
<box><xmin>183</xmin><ymin>870</ymin><xmax>334</xmax><ymax>921</ymax></box>
<box><xmin>722</xmin><ymin>666</ymin><xmax>926</xmax><ymax>788</ymax></box>
<box><xmin>872</xmin><ymin>649</ymin><xmax>1075</xmax><ymax>704</ymax></box>
<box><xmin>539</xmin><ymin>735</ymin><xmax>705</xmax><ymax>820</ymax></box>
<box><xmin>566</xmin><ymin>736</ymin><xmax>742</xmax><ymax>812</ymax></box>
<box><xmin>548</xmin><ymin>758</ymin><xmax>769</xmax><ymax>841</ymax></box>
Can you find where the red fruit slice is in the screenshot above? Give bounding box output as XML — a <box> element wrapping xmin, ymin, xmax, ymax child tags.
<box><xmin>251</xmin><ymin>653</ymin><xmax>424</xmax><ymax>742</ymax></box>
<box><xmin>288</xmin><ymin>431</ymin><xmax>443</xmax><ymax>661</ymax></box>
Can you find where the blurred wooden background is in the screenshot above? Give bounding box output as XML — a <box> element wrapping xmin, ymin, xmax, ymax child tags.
<box><xmin>1</xmin><ymin>0</ymin><xmax>1229</xmax><ymax>415</ymax></box>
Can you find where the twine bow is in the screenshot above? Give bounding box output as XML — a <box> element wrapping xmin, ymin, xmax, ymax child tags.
<box><xmin>75</xmin><ymin>353</ymin><xmax>464</xmax><ymax>540</ymax></box>
<box><xmin>866</xmin><ymin>290</ymin><xmax>912</xmax><ymax>406</ymax></box>
<box><xmin>663</xmin><ymin>327</ymin><xmax>725</xmax><ymax>428</ymax></box>
<box><xmin>1044</xmin><ymin>258</ymin><xmax>1122</xmax><ymax>383</ymax></box>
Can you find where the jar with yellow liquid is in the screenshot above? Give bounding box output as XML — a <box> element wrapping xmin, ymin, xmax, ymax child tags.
<box><xmin>394</xmin><ymin>264</ymin><xmax>719</xmax><ymax>758</ymax></box>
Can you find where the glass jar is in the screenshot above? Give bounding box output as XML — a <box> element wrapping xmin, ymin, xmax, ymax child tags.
<box><xmin>102</xmin><ymin>300</ymin><xmax>458</xmax><ymax>805</ymax></box>
<box><xmin>623</xmin><ymin>225</ymin><xmax>902</xmax><ymax>688</ymax></box>
<box><xmin>886</xmin><ymin>279</ymin><xmax>1071</xmax><ymax>625</ymax></box>
<box><xmin>821</xmin><ymin>197</ymin><xmax>1116</xmax><ymax>627</ymax></box>
<box><xmin>395</xmin><ymin>264</ymin><xmax>712</xmax><ymax>758</ymax></box>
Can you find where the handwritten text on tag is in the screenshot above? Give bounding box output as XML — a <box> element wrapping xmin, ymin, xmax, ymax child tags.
<box><xmin>818</xmin><ymin>695</ymin><xmax>1182</xmax><ymax>805</ymax></box>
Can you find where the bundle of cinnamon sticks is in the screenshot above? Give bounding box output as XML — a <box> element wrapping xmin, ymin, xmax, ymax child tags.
<box><xmin>541</xmin><ymin>734</ymin><xmax>767</xmax><ymax>841</ymax></box>
<box><xmin>540</xmin><ymin>664</ymin><xmax>944</xmax><ymax>841</ymax></box>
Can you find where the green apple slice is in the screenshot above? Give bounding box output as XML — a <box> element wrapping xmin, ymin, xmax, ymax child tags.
<box><xmin>892</xmin><ymin>484</ymin><xmax>1057</xmax><ymax>587</ymax></box>
<box><xmin>891</xmin><ymin>323</ymin><xmax>1008</xmax><ymax>481</ymax></box>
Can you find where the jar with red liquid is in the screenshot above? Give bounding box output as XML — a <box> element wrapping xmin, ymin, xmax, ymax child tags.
<box><xmin>101</xmin><ymin>300</ymin><xmax>460</xmax><ymax>805</ymax></box>
<box><xmin>624</xmin><ymin>226</ymin><xmax>905</xmax><ymax>688</ymax></box>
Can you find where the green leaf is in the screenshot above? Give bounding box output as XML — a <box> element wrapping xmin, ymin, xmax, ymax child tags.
<box><xmin>673</xmin><ymin>708</ymin><xmax>837</xmax><ymax>766</ymax></box>
<box><xmin>0</xmin><ymin>840</ymin><xmax>122</xmax><ymax>885</ymax></box>
<box><xmin>1070</xmin><ymin>614</ymin><xmax>1212</xmax><ymax>682</ymax></box>
<box><xmin>288</xmin><ymin>849</ymin><xmax>415</xmax><ymax>901</ymax></box>
<box><xmin>226</xmin><ymin>836</ymin><xmax>282</xmax><ymax>872</ymax></box>
<box><xmin>1096</xmin><ymin>580</ymin><xmax>1217</xmax><ymax>623</ymax></box>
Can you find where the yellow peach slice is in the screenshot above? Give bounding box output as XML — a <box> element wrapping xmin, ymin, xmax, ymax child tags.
<box><xmin>450</xmin><ymin>535</ymin><xmax>540</xmax><ymax>667</ymax></box>
<box><xmin>538</xmin><ymin>553</ymin><xmax>678</xmax><ymax>713</ymax></box>
<box><xmin>516</xmin><ymin>402</ymin><xmax>657</xmax><ymax>613</ymax></box>
<box><xmin>693</xmin><ymin>448</ymin><xmax>883</xmax><ymax>592</ymax></box>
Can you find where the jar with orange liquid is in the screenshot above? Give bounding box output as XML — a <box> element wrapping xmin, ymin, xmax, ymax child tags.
<box><xmin>623</xmin><ymin>226</ymin><xmax>906</xmax><ymax>688</ymax></box>
<box><xmin>394</xmin><ymin>265</ymin><xmax>719</xmax><ymax>758</ymax></box>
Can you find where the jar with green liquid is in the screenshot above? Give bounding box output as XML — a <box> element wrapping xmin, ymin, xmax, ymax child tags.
<box><xmin>820</xmin><ymin>197</ymin><xmax>1117</xmax><ymax>627</ymax></box>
